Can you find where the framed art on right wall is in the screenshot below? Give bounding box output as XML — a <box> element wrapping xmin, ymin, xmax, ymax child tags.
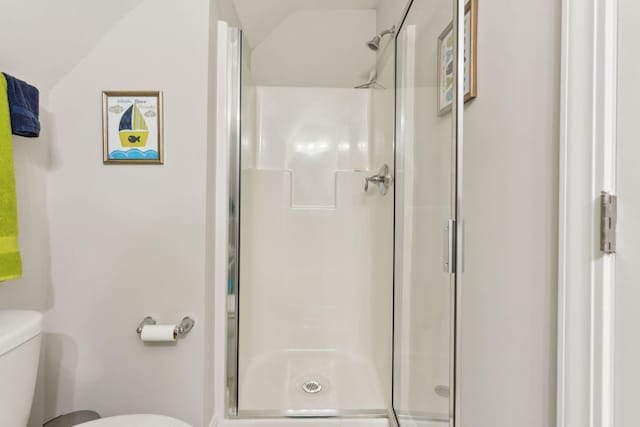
<box><xmin>438</xmin><ymin>0</ymin><xmax>478</xmax><ymax>115</ymax></box>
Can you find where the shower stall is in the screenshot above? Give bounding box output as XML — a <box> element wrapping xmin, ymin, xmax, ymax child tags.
<box><xmin>236</xmin><ymin>84</ymin><xmax>390</xmax><ymax>416</ymax></box>
<box><xmin>215</xmin><ymin>0</ymin><xmax>464</xmax><ymax>425</ymax></box>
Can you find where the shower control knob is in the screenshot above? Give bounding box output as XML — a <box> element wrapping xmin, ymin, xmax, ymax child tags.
<box><xmin>364</xmin><ymin>164</ymin><xmax>392</xmax><ymax>196</ymax></box>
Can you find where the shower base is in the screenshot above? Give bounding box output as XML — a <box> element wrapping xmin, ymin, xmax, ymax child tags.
<box><xmin>395</xmin><ymin>416</ymin><xmax>449</xmax><ymax>427</ymax></box>
<box><xmin>218</xmin><ymin>418</ymin><xmax>390</xmax><ymax>427</ymax></box>
<box><xmin>238</xmin><ymin>349</ymin><xmax>387</xmax><ymax>415</ymax></box>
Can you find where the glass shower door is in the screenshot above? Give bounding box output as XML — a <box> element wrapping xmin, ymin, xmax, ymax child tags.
<box><xmin>393</xmin><ymin>0</ymin><xmax>459</xmax><ymax>425</ymax></box>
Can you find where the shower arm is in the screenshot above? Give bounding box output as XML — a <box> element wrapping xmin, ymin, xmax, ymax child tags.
<box><xmin>378</xmin><ymin>27</ymin><xmax>395</xmax><ymax>38</ymax></box>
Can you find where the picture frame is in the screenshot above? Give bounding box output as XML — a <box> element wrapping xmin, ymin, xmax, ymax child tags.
<box><xmin>102</xmin><ymin>91</ymin><xmax>164</xmax><ymax>164</ymax></box>
<box><xmin>438</xmin><ymin>0</ymin><xmax>478</xmax><ymax>115</ymax></box>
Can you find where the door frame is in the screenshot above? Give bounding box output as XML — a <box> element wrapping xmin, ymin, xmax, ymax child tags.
<box><xmin>557</xmin><ymin>0</ymin><xmax>617</xmax><ymax>426</ymax></box>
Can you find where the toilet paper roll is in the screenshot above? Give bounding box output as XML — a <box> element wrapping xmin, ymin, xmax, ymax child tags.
<box><xmin>140</xmin><ymin>324</ymin><xmax>176</xmax><ymax>342</ymax></box>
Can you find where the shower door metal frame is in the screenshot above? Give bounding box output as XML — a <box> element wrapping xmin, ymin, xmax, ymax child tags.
<box><xmin>453</xmin><ymin>0</ymin><xmax>465</xmax><ymax>425</ymax></box>
<box><xmin>223</xmin><ymin>27</ymin><xmax>390</xmax><ymax>422</ymax></box>
<box><xmin>225</xmin><ymin>25</ymin><xmax>243</xmax><ymax>418</ymax></box>
<box><xmin>390</xmin><ymin>0</ymin><xmax>464</xmax><ymax>425</ymax></box>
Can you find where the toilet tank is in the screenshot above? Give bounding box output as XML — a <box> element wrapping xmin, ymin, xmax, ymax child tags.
<box><xmin>0</xmin><ymin>310</ymin><xmax>43</xmax><ymax>427</ymax></box>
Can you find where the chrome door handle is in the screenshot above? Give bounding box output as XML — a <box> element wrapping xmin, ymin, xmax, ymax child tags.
<box><xmin>364</xmin><ymin>164</ymin><xmax>392</xmax><ymax>195</ymax></box>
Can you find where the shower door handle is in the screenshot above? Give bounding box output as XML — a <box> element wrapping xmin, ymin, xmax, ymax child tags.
<box><xmin>364</xmin><ymin>164</ymin><xmax>392</xmax><ymax>195</ymax></box>
<box><xmin>443</xmin><ymin>219</ymin><xmax>456</xmax><ymax>273</ymax></box>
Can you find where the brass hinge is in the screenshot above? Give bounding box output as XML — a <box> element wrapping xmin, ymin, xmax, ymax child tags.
<box><xmin>600</xmin><ymin>192</ymin><xmax>617</xmax><ymax>254</ymax></box>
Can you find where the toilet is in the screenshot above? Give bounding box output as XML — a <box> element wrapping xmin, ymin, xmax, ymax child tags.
<box><xmin>0</xmin><ymin>310</ymin><xmax>191</xmax><ymax>427</ymax></box>
<box><xmin>0</xmin><ymin>310</ymin><xmax>42</xmax><ymax>427</ymax></box>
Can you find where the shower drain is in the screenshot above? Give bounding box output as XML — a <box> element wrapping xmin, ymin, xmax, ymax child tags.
<box><xmin>302</xmin><ymin>380</ymin><xmax>323</xmax><ymax>394</ymax></box>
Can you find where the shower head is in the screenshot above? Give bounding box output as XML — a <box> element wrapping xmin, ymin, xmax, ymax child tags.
<box><xmin>366</xmin><ymin>25</ymin><xmax>396</xmax><ymax>51</ymax></box>
<box><xmin>367</xmin><ymin>35</ymin><xmax>382</xmax><ymax>51</ymax></box>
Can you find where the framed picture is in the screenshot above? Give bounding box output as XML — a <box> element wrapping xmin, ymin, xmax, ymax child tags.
<box><xmin>438</xmin><ymin>0</ymin><xmax>478</xmax><ymax>115</ymax></box>
<box><xmin>102</xmin><ymin>91</ymin><xmax>164</xmax><ymax>164</ymax></box>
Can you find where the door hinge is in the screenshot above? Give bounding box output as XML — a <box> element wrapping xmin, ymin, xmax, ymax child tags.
<box><xmin>444</xmin><ymin>219</ymin><xmax>456</xmax><ymax>273</ymax></box>
<box><xmin>600</xmin><ymin>191</ymin><xmax>617</xmax><ymax>254</ymax></box>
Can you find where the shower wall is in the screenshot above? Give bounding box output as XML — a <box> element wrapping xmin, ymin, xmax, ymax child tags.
<box><xmin>238</xmin><ymin>86</ymin><xmax>392</xmax><ymax>412</ymax></box>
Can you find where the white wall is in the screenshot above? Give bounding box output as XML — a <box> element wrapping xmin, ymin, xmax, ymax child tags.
<box><xmin>0</xmin><ymin>0</ymin><xmax>145</xmax><ymax>91</ymax></box>
<box><xmin>43</xmin><ymin>1</ymin><xmax>210</xmax><ymax>425</ymax></box>
<box><xmin>232</xmin><ymin>0</ymin><xmax>378</xmax><ymax>49</ymax></box>
<box><xmin>0</xmin><ymin>1</ymin><xmax>216</xmax><ymax>426</ymax></box>
<box><xmin>375</xmin><ymin>0</ymin><xmax>405</xmax><ymax>78</ymax></box>
<box><xmin>459</xmin><ymin>1</ymin><xmax>560</xmax><ymax>426</ymax></box>
<box><xmin>615</xmin><ymin>1</ymin><xmax>640</xmax><ymax>425</ymax></box>
<box><xmin>376</xmin><ymin>0</ymin><xmax>405</xmax><ymax>33</ymax></box>
<box><xmin>250</xmin><ymin>10</ymin><xmax>376</xmax><ymax>88</ymax></box>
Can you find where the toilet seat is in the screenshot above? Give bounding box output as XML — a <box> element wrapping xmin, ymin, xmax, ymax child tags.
<box><xmin>74</xmin><ymin>414</ymin><xmax>192</xmax><ymax>427</ymax></box>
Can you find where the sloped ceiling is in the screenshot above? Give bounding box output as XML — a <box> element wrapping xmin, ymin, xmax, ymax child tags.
<box><xmin>0</xmin><ymin>0</ymin><xmax>144</xmax><ymax>91</ymax></box>
<box><xmin>232</xmin><ymin>0</ymin><xmax>379</xmax><ymax>48</ymax></box>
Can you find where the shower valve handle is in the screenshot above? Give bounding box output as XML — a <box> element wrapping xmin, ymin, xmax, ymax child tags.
<box><xmin>365</xmin><ymin>175</ymin><xmax>385</xmax><ymax>190</ymax></box>
<box><xmin>364</xmin><ymin>164</ymin><xmax>392</xmax><ymax>196</ymax></box>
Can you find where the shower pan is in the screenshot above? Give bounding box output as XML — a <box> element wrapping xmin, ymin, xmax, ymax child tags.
<box><xmin>216</xmin><ymin>0</ymin><xmax>464</xmax><ymax>425</ymax></box>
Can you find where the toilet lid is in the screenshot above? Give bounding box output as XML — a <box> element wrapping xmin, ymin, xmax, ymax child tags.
<box><xmin>74</xmin><ymin>414</ymin><xmax>192</xmax><ymax>427</ymax></box>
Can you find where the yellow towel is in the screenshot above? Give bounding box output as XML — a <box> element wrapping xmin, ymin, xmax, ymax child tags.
<box><xmin>0</xmin><ymin>73</ymin><xmax>22</xmax><ymax>281</ymax></box>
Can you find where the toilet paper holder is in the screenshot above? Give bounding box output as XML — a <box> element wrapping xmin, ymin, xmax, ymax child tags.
<box><xmin>136</xmin><ymin>316</ymin><xmax>195</xmax><ymax>339</ymax></box>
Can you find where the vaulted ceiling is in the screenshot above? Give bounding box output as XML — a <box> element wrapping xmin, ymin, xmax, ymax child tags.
<box><xmin>0</xmin><ymin>0</ymin><xmax>144</xmax><ymax>91</ymax></box>
<box><xmin>0</xmin><ymin>0</ymin><xmax>381</xmax><ymax>91</ymax></box>
<box><xmin>231</xmin><ymin>0</ymin><xmax>379</xmax><ymax>48</ymax></box>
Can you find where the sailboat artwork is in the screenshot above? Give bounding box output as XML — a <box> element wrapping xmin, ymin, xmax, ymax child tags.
<box><xmin>119</xmin><ymin>104</ymin><xmax>149</xmax><ymax>148</ymax></box>
<box><xmin>102</xmin><ymin>91</ymin><xmax>164</xmax><ymax>164</ymax></box>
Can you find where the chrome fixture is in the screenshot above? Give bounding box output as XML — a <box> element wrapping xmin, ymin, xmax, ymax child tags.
<box><xmin>364</xmin><ymin>164</ymin><xmax>392</xmax><ymax>195</ymax></box>
<box><xmin>175</xmin><ymin>317</ymin><xmax>195</xmax><ymax>337</ymax></box>
<box><xmin>355</xmin><ymin>70</ymin><xmax>385</xmax><ymax>89</ymax></box>
<box><xmin>366</xmin><ymin>25</ymin><xmax>396</xmax><ymax>51</ymax></box>
<box><xmin>136</xmin><ymin>316</ymin><xmax>156</xmax><ymax>334</ymax></box>
<box><xmin>302</xmin><ymin>380</ymin><xmax>323</xmax><ymax>394</ymax></box>
<box><xmin>136</xmin><ymin>316</ymin><xmax>195</xmax><ymax>339</ymax></box>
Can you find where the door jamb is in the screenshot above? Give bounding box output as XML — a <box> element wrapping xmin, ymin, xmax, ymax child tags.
<box><xmin>557</xmin><ymin>0</ymin><xmax>617</xmax><ymax>426</ymax></box>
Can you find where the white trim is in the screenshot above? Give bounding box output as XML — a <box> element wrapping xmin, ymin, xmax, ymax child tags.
<box><xmin>591</xmin><ymin>1</ymin><xmax>617</xmax><ymax>425</ymax></box>
<box><xmin>557</xmin><ymin>0</ymin><xmax>617</xmax><ymax>426</ymax></box>
<box><xmin>214</xmin><ymin>19</ymin><xmax>232</xmax><ymax>422</ymax></box>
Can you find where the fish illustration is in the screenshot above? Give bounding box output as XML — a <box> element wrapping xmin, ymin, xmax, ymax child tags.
<box><xmin>119</xmin><ymin>104</ymin><xmax>149</xmax><ymax>147</ymax></box>
<box><xmin>144</xmin><ymin>110</ymin><xmax>156</xmax><ymax>117</ymax></box>
<box><xmin>109</xmin><ymin>105</ymin><xmax>124</xmax><ymax>114</ymax></box>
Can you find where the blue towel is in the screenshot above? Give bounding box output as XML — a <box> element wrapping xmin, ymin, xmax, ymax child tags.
<box><xmin>2</xmin><ymin>73</ymin><xmax>40</xmax><ymax>138</ymax></box>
